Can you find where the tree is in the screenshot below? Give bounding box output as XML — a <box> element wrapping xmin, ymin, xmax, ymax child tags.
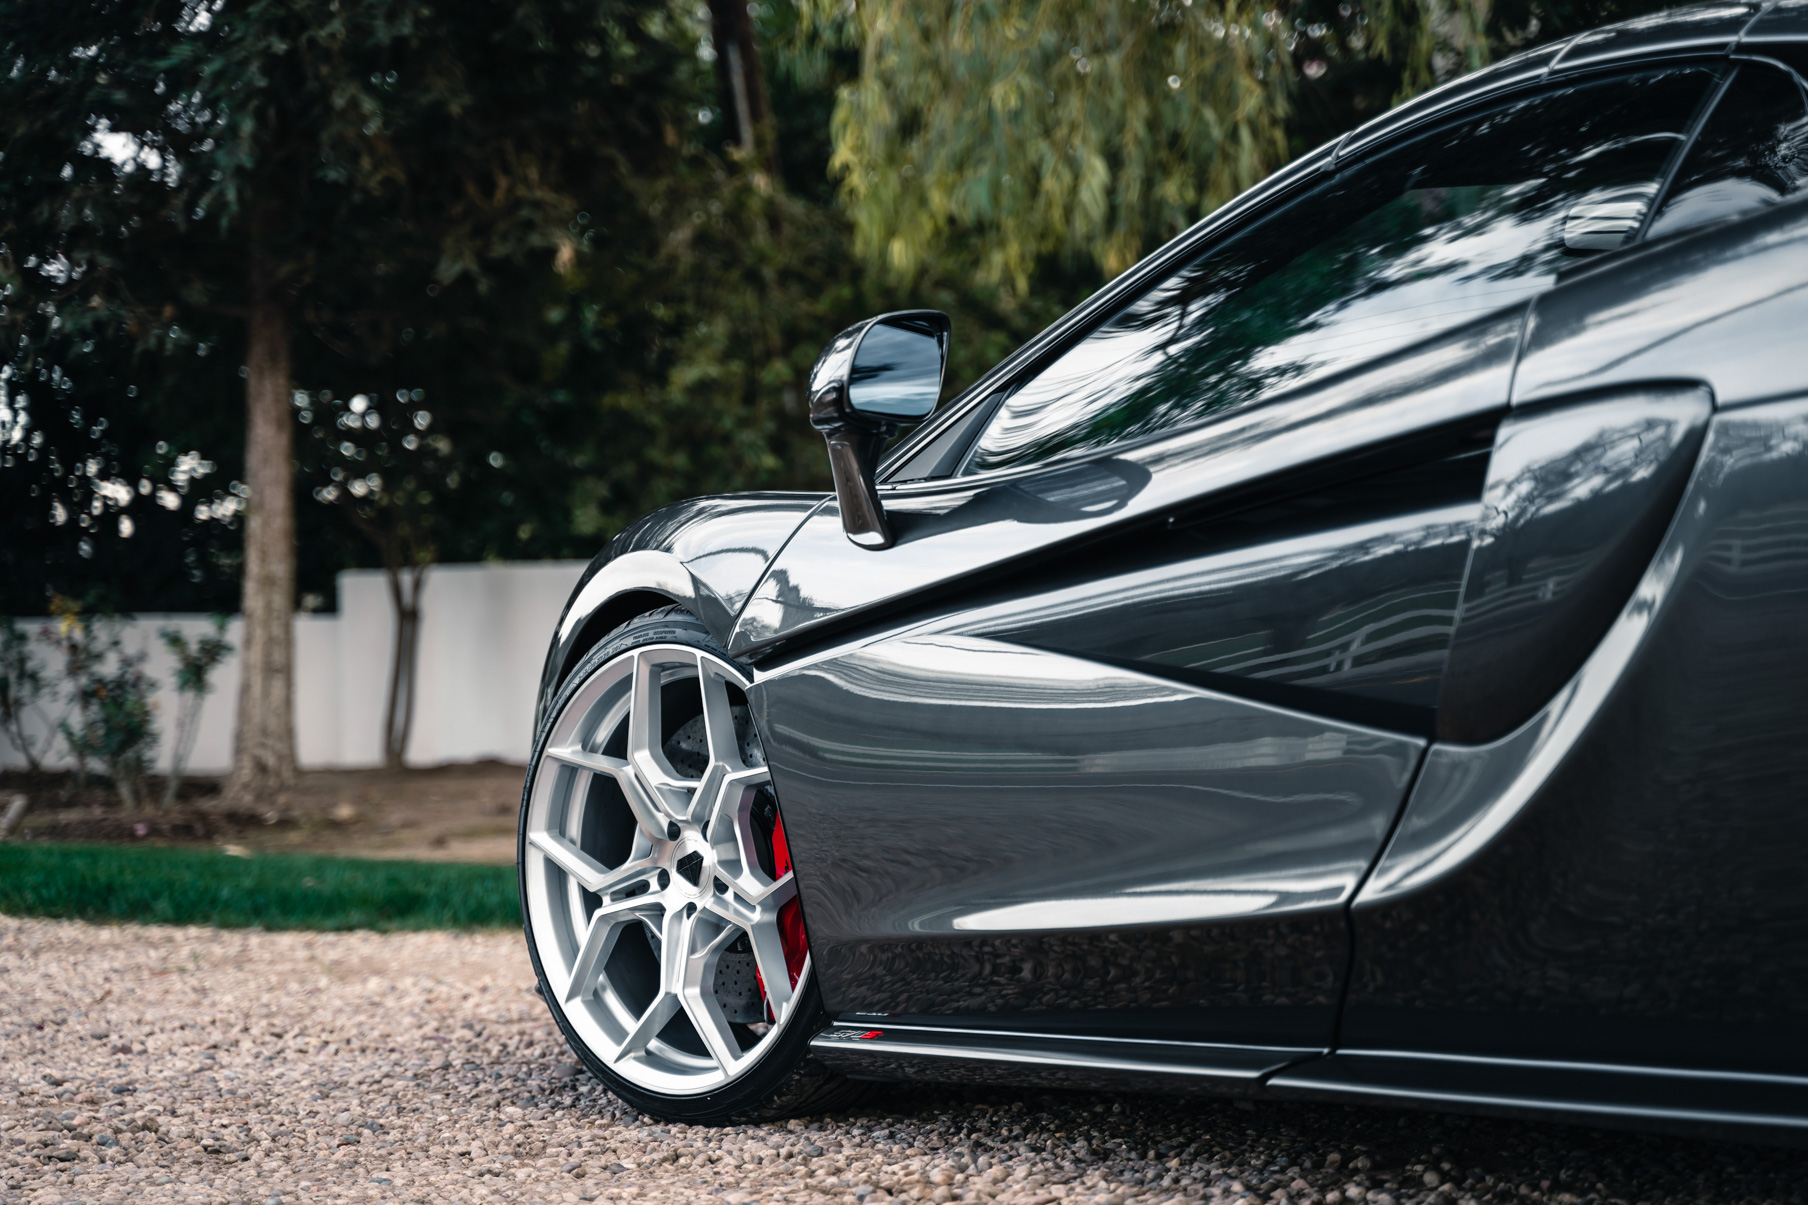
<box><xmin>0</xmin><ymin>302</ymin><xmax>250</xmax><ymax>619</ymax></box>
<box><xmin>40</xmin><ymin>596</ymin><xmax>158</xmax><ymax>806</ymax></box>
<box><xmin>822</xmin><ymin>0</ymin><xmax>1295</xmax><ymax>289</ymax></box>
<box><xmin>1485</xmin><ymin>0</ymin><xmax>1676</xmax><ymax>53</ymax></box>
<box><xmin>0</xmin><ymin>0</ymin><xmax>683</xmax><ymax>802</ymax></box>
<box><xmin>300</xmin><ymin>386</ymin><xmax>451</xmax><ymax>770</ymax></box>
<box><xmin>159</xmin><ymin>614</ymin><xmax>233</xmax><ymax>806</ymax></box>
<box><xmin>0</xmin><ymin>618</ymin><xmax>53</xmax><ymax>773</ymax></box>
<box><xmin>816</xmin><ymin>0</ymin><xmax>1504</xmax><ymax>291</ymax></box>
<box><xmin>709</xmin><ymin>0</ymin><xmax>782</xmax><ymax>181</ymax></box>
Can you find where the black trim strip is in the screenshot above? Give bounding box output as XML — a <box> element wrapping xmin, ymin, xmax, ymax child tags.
<box><xmin>1634</xmin><ymin>61</ymin><xmax>1738</xmax><ymax>245</ymax></box>
<box><xmin>1029</xmin><ymin>646</ymin><xmax>1439</xmax><ymax>739</ymax></box>
<box><xmin>753</xmin><ymin>415</ymin><xmax>1502</xmax><ymax>670</ymax></box>
<box><xmin>806</xmin><ymin>1025</ymin><xmax>1808</xmax><ymax>1139</ymax></box>
<box><xmin>810</xmin><ymin>1022</ymin><xmax>1315</xmax><ymax>1087</ymax></box>
<box><xmin>1270</xmin><ymin>1051</ymin><xmax>1808</xmax><ymax>1141</ymax></box>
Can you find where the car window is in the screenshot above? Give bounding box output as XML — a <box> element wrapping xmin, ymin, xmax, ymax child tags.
<box><xmin>961</xmin><ymin>67</ymin><xmax>1716</xmax><ymax>477</ymax></box>
<box><xmin>1646</xmin><ymin>63</ymin><xmax>1808</xmax><ymax>241</ymax></box>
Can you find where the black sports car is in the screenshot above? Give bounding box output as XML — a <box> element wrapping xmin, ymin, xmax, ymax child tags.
<box><xmin>519</xmin><ymin>2</ymin><xmax>1808</xmax><ymax>1140</ymax></box>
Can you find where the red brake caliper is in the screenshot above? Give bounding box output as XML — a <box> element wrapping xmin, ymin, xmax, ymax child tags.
<box><xmin>756</xmin><ymin>812</ymin><xmax>809</xmax><ymax>1020</ymax></box>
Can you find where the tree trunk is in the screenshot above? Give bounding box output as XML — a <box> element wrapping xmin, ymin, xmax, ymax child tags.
<box><xmin>709</xmin><ymin>0</ymin><xmax>781</xmax><ymax>182</ymax></box>
<box><xmin>223</xmin><ymin>243</ymin><xmax>297</xmax><ymax>809</ymax></box>
<box><xmin>0</xmin><ymin>713</ymin><xmax>42</xmax><ymax>774</ymax></box>
<box><xmin>114</xmin><ymin>764</ymin><xmax>138</xmax><ymax>812</ymax></box>
<box><xmin>381</xmin><ymin>560</ymin><xmax>427</xmax><ymax>772</ymax></box>
<box><xmin>163</xmin><ymin>691</ymin><xmax>202</xmax><ymax>809</ymax></box>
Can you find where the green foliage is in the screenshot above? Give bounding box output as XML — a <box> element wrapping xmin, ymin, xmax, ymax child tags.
<box><xmin>1361</xmin><ymin>0</ymin><xmax>1492</xmax><ymax>98</ymax></box>
<box><xmin>549</xmin><ymin>112</ymin><xmax>1081</xmax><ymax>540</ymax></box>
<box><xmin>0</xmin><ymin>843</ymin><xmax>519</xmax><ymax>931</ymax></box>
<box><xmin>0</xmin><ymin>0</ymin><xmax>681</xmax><ymax>322</ymax></box>
<box><xmin>61</xmin><ymin>652</ymin><xmax>159</xmax><ymax>811</ymax></box>
<box><xmin>0</xmin><ymin>331</ymin><xmax>252</xmax><ymax>614</ymax></box>
<box><xmin>1487</xmin><ymin>0</ymin><xmax>1674</xmax><ymax>52</ymax></box>
<box><xmin>44</xmin><ymin>601</ymin><xmax>158</xmax><ymax>808</ymax></box>
<box><xmin>0</xmin><ymin>0</ymin><xmax>691</xmax><ymax>601</ymax></box>
<box><xmin>302</xmin><ymin>388</ymin><xmax>451</xmax><ymax>564</ymax></box>
<box><xmin>158</xmin><ymin>614</ymin><xmax>233</xmax><ymax>805</ymax></box>
<box><xmin>822</xmin><ymin>0</ymin><xmax>1295</xmax><ymax>288</ymax></box>
<box><xmin>565</xmin><ymin>178</ymin><xmax>846</xmax><ymax>536</ymax></box>
<box><xmin>0</xmin><ymin>617</ymin><xmax>53</xmax><ymax>772</ymax></box>
<box><xmin>813</xmin><ymin>0</ymin><xmax>1519</xmax><ymax>294</ymax></box>
<box><xmin>160</xmin><ymin>614</ymin><xmax>233</xmax><ymax>698</ymax></box>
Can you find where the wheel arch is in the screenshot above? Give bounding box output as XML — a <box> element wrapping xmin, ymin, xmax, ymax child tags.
<box><xmin>536</xmin><ymin>549</ymin><xmax>704</xmax><ymax>729</ymax></box>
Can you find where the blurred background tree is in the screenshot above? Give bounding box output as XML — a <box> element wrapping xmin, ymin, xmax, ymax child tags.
<box><xmin>825</xmin><ymin>0</ymin><xmax>1296</xmax><ymax>288</ymax></box>
<box><xmin>1</xmin><ymin>0</ymin><xmax>683</xmax><ymax>799</ymax></box>
<box><xmin>2</xmin><ymin>0</ymin><xmax>1678</xmax><ymax>786</ymax></box>
<box><xmin>819</xmin><ymin>0</ymin><xmax>1498</xmax><ymax>296</ymax></box>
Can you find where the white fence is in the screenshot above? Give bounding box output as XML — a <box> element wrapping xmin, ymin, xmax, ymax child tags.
<box><xmin>2</xmin><ymin>560</ymin><xmax>588</xmax><ymax>774</ymax></box>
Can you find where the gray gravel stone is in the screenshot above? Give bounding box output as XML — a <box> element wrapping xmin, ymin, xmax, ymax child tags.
<box><xmin>1</xmin><ymin>915</ymin><xmax>1801</xmax><ymax>1205</ymax></box>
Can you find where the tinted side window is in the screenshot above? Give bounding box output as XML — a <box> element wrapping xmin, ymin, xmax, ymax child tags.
<box><xmin>962</xmin><ymin>68</ymin><xmax>1714</xmax><ymax>477</ymax></box>
<box><xmin>1646</xmin><ymin>64</ymin><xmax>1808</xmax><ymax>241</ymax></box>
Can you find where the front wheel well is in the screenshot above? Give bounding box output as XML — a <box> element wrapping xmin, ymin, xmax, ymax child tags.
<box><xmin>556</xmin><ymin>589</ymin><xmax>685</xmax><ymax>696</ymax></box>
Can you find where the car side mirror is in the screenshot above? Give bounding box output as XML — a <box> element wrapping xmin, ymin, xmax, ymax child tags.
<box><xmin>808</xmin><ymin>310</ymin><xmax>950</xmax><ymax>549</ymax></box>
<box><xmin>1563</xmin><ymin>182</ymin><xmax>1658</xmax><ymax>252</ymax></box>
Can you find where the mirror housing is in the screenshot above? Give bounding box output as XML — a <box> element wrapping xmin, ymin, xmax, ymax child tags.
<box><xmin>808</xmin><ymin>310</ymin><xmax>950</xmax><ymax>549</ymax></box>
<box><xmin>1563</xmin><ymin>182</ymin><xmax>1658</xmax><ymax>252</ymax></box>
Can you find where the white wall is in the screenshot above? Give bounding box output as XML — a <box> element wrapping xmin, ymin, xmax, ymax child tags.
<box><xmin>1</xmin><ymin>560</ymin><xmax>588</xmax><ymax>773</ymax></box>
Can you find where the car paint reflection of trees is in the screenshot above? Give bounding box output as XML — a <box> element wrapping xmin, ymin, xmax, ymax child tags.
<box><xmin>1439</xmin><ymin>391</ymin><xmax>1710</xmax><ymax>742</ymax></box>
<box><xmin>732</xmin><ymin>312</ymin><xmax>1521</xmax><ymax>654</ymax></box>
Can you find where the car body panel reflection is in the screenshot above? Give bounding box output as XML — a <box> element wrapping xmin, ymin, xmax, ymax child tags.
<box><xmin>1552</xmin><ymin>2</ymin><xmax>1756</xmax><ymax>71</ymax></box>
<box><xmin>732</xmin><ymin>308</ymin><xmax>1523</xmax><ymax>656</ymax></box>
<box><xmin>950</xmin><ymin>450</ymin><xmax>1487</xmax><ymax>725</ymax></box>
<box><xmin>1515</xmin><ymin>201</ymin><xmax>1808</xmax><ymax>409</ymax></box>
<box><xmin>750</xmin><ymin>634</ymin><xmax>1424</xmax><ymax>1045</ymax></box>
<box><xmin>538</xmin><ymin>492</ymin><xmax>824</xmax><ymax>718</ymax></box>
<box><xmin>609</xmin><ymin>492</ymin><xmax>826</xmax><ymax>635</ymax></box>
<box><xmin>1744</xmin><ymin>0</ymin><xmax>1808</xmax><ymax>42</ymax></box>
<box><xmin>1438</xmin><ymin>387</ymin><xmax>1711</xmax><ymax>742</ymax></box>
<box><xmin>1350</xmin><ymin>398</ymin><xmax>1808</xmax><ymax>1075</ymax></box>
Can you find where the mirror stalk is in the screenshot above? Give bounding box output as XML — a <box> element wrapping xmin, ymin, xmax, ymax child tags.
<box><xmin>805</xmin><ymin>309</ymin><xmax>951</xmax><ymax>551</ymax></box>
<box><xmin>811</xmin><ymin>388</ymin><xmax>896</xmax><ymax>549</ymax></box>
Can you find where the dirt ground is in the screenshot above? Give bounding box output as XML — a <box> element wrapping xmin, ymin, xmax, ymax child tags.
<box><xmin>0</xmin><ymin>763</ymin><xmax>525</xmax><ymax>865</ymax></box>
<box><xmin>5</xmin><ymin>915</ymin><xmax>1802</xmax><ymax>1205</ymax></box>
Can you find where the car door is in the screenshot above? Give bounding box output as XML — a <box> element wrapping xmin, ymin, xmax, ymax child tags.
<box><xmin>1332</xmin><ymin>55</ymin><xmax>1808</xmax><ymax>1083</ymax></box>
<box><xmin>739</xmin><ymin>63</ymin><xmax>1721</xmax><ymax>1054</ymax></box>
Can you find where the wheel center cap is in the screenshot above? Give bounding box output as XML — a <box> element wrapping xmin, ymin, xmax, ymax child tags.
<box><xmin>672</xmin><ymin>839</ymin><xmax>710</xmax><ymax>897</ymax></box>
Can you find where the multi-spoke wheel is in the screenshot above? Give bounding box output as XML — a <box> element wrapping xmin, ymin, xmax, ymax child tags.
<box><xmin>520</xmin><ymin>607</ymin><xmax>860</xmax><ymax>1121</ymax></box>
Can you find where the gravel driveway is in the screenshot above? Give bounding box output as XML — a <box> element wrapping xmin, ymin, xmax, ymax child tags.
<box><xmin>1</xmin><ymin>916</ymin><xmax>1799</xmax><ymax>1205</ymax></box>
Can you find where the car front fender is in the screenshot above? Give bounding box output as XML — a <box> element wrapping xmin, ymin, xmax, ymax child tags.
<box><xmin>535</xmin><ymin>493</ymin><xmax>826</xmax><ymax>728</ymax></box>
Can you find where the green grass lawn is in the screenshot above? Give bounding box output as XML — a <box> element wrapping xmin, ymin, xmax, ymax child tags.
<box><xmin>0</xmin><ymin>842</ymin><xmax>520</xmax><ymax>931</ymax></box>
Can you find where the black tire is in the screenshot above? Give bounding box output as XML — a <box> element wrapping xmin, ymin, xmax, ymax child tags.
<box><xmin>518</xmin><ymin>605</ymin><xmax>872</xmax><ymax>1123</ymax></box>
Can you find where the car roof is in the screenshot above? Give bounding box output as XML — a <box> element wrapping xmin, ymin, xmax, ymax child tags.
<box><xmin>1335</xmin><ymin>1</ymin><xmax>1781</xmax><ymax>163</ymax></box>
<box><xmin>1743</xmin><ymin>0</ymin><xmax>1808</xmax><ymax>44</ymax></box>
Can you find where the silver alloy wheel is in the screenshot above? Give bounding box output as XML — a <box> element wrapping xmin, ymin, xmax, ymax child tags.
<box><xmin>523</xmin><ymin>643</ymin><xmax>808</xmax><ymax>1097</ymax></box>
